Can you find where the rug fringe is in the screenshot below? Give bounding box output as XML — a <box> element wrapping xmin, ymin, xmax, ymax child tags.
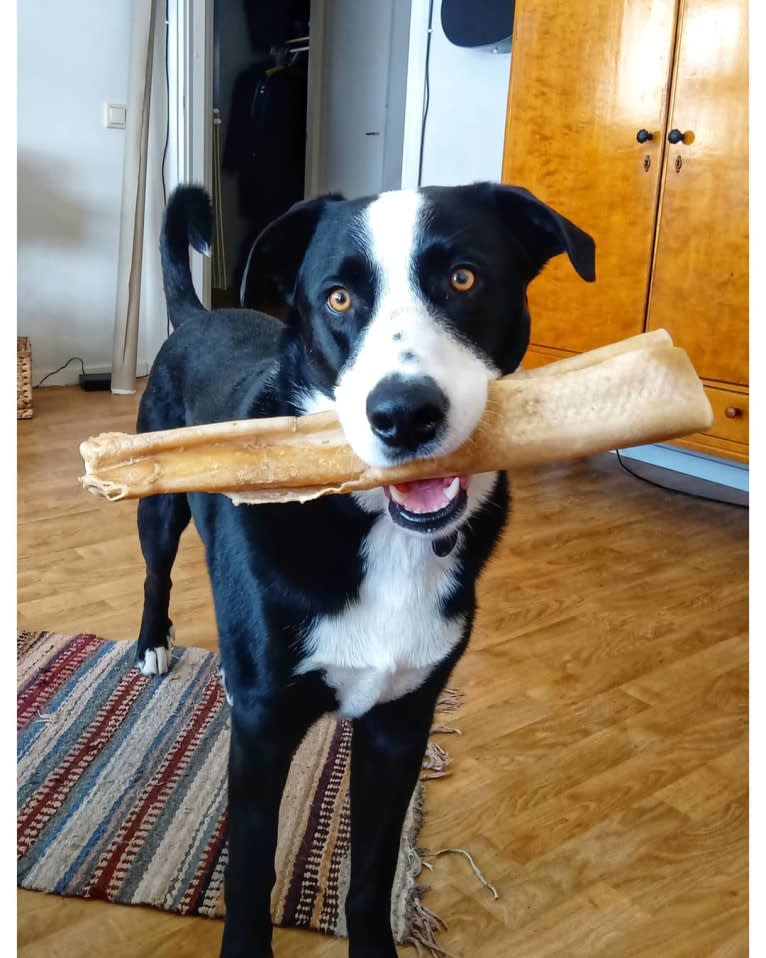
<box><xmin>403</xmin><ymin>845</ymin><xmax>500</xmax><ymax>955</ymax></box>
<box><xmin>430</xmin><ymin>725</ymin><xmax>462</xmax><ymax>736</ymax></box>
<box><xmin>402</xmin><ymin>732</ymin><xmax>456</xmax><ymax>957</ymax></box>
<box><xmin>406</xmin><ymin>892</ymin><xmax>455</xmax><ymax>957</ymax></box>
<box><xmin>420</xmin><ymin>848</ymin><xmax>500</xmax><ymax>901</ymax></box>
<box><xmin>435</xmin><ymin>688</ymin><xmax>462</xmax><ymax>713</ymax></box>
<box><xmin>420</xmin><ymin>742</ymin><xmax>451</xmax><ymax>780</ymax></box>
<box><xmin>403</xmin><ymin>687</ymin><xmax>500</xmax><ymax>957</ymax></box>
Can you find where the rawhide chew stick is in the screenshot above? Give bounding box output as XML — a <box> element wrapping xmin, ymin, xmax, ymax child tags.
<box><xmin>79</xmin><ymin>330</ymin><xmax>713</xmax><ymax>506</ymax></box>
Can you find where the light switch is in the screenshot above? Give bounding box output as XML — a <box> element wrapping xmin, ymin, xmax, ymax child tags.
<box><xmin>105</xmin><ymin>103</ymin><xmax>127</xmax><ymax>129</ymax></box>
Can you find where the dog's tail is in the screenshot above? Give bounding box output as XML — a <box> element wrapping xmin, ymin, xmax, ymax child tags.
<box><xmin>160</xmin><ymin>185</ymin><xmax>213</xmax><ymax>326</ymax></box>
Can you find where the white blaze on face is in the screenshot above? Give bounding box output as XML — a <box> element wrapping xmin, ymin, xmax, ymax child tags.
<box><xmin>333</xmin><ymin>189</ymin><xmax>498</xmax><ymax>468</ymax></box>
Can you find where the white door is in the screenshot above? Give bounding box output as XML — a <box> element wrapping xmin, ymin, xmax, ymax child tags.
<box><xmin>306</xmin><ymin>0</ymin><xmax>412</xmax><ymax>199</ymax></box>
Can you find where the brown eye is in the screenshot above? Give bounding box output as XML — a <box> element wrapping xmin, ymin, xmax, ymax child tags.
<box><xmin>450</xmin><ymin>268</ymin><xmax>476</xmax><ymax>292</ymax></box>
<box><xmin>327</xmin><ymin>287</ymin><xmax>352</xmax><ymax>313</ymax></box>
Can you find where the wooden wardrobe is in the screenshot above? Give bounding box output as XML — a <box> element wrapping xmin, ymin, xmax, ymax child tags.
<box><xmin>503</xmin><ymin>0</ymin><xmax>748</xmax><ymax>462</ymax></box>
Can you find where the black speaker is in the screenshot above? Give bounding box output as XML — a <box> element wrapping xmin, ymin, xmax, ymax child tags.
<box><xmin>441</xmin><ymin>0</ymin><xmax>515</xmax><ymax>52</ymax></box>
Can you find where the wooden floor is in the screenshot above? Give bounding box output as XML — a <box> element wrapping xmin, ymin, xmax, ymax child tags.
<box><xmin>18</xmin><ymin>385</ymin><xmax>749</xmax><ymax>957</ymax></box>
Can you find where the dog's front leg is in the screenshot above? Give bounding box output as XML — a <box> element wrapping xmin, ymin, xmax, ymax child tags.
<box><xmin>220</xmin><ymin>696</ymin><xmax>314</xmax><ymax>958</ymax></box>
<box><xmin>345</xmin><ymin>677</ymin><xmax>446</xmax><ymax>958</ymax></box>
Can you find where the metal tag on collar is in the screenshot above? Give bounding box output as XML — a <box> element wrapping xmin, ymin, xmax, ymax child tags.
<box><xmin>432</xmin><ymin>531</ymin><xmax>459</xmax><ymax>557</ymax></box>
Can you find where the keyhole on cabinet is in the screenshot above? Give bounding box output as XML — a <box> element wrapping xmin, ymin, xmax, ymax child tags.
<box><xmin>674</xmin><ymin>155</ymin><xmax>683</xmax><ymax>173</ymax></box>
<box><xmin>643</xmin><ymin>155</ymin><xmax>651</xmax><ymax>172</ymax></box>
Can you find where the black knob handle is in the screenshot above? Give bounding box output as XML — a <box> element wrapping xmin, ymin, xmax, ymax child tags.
<box><xmin>636</xmin><ymin>129</ymin><xmax>653</xmax><ymax>143</ymax></box>
<box><xmin>668</xmin><ymin>129</ymin><xmax>684</xmax><ymax>144</ymax></box>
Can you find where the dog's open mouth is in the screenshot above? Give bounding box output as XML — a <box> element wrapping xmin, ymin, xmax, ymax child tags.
<box><xmin>383</xmin><ymin>476</ymin><xmax>469</xmax><ymax>533</ymax></box>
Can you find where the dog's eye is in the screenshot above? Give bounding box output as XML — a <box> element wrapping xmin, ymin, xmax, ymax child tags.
<box><xmin>450</xmin><ymin>268</ymin><xmax>476</xmax><ymax>292</ymax></box>
<box><xmin>327</xmin><ymin>288</ymin><xmax>353</xmax><ymax>313</ymax></box>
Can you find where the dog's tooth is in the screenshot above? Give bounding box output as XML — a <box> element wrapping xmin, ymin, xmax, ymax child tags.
<box><xmin>445</xmin><ymin>477</ymin><xmax>460</xmax><ymax>502</ymax></box>
<box><xmin>389</xmin><ymin>485</ymin><xmax>407</xmax><ymax>506</ymax></box>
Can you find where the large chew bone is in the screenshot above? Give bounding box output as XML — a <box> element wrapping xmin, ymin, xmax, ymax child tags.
<box><xmin>79</xmin><ymin>330</ymin><xmax>713</xmax><ymax>505</ymax></box>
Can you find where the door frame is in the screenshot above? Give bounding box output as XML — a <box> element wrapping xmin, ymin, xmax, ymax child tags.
<box><xmin>304</xmin><ymin>0</ymin><xmax>328</xmax><ymax>197</ymax></box>
<box><xmin>400</xmin><ymin>0</ymin><xmax>432</xmax><ymax>188</ymax></box>
<box><xmin>168</xmin><ymin>0</ymin><xmax>213</xmax><ymax>307</ymax></box>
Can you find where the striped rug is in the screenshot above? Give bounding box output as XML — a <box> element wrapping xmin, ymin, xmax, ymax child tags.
<box><xmin>17</xmin><ymin>631</ymin><xmax>446</xmax><ymax>948</ymax></box>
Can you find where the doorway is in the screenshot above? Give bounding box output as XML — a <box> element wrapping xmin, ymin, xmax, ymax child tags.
<box><xmin>176</xmin><ymin>0</ymin><xmax>417</xmax><ymax>312</ymax></box>
<box><xmin>210</xmin><ymin>1</ymin><xmax>310</xmax><ymax>310</ymax></box>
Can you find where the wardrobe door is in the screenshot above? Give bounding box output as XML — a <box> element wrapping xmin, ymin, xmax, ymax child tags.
<box><xmin>502</xmin><ymin>0</ymin><xmax>678</xmax><ymax>354</ymax></box>
<box><xmin>646</xmin><ymin>0</ymin><xmax>748</xmax><ymax>388</ymax></box>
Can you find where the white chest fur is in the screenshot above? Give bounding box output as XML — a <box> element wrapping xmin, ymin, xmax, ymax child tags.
<box><xmin>296</xmin><ymin>518</ymin><xmax>465</xmax><ymax>719</ymax></box>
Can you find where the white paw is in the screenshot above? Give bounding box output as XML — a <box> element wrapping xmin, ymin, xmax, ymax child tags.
<box><xmin>139</xmin><ymin>645</ymin><xmax>170</xmax><ymax>676</ymax></box>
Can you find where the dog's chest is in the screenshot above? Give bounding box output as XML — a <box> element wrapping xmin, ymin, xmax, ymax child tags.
<box><xmin>297</xmin><ymin>520</ymin><xmax>464</xmax><ymax>718</ymax></box>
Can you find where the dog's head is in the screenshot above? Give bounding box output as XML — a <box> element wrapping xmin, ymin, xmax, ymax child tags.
<box><xmin>242</xmin><ymin>183</ymin><xmax>595</xmax><ymax>535</ymax></box>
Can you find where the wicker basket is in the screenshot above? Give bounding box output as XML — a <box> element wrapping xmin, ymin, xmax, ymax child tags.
<box><xmin>17</xmin><ymin>337</ymin><xmax>33</xmax><ymax>419</ymax></box>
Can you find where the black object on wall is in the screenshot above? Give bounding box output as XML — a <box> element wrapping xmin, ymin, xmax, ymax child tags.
<box><xmin>441</xmin><ymin>0</ymin><xmax>515</xmax><ymax>52</ymax></box>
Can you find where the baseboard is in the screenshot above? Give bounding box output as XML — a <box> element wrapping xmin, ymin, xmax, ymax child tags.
<box><xmin>34</xmin><ymin>361</ymin><xmax>150</xmax><ymax>388</ymax></box>
<box><xmin>616</xmin><ymin>443</ymin><xmax>749</xmax><ymax>493</ymax></box>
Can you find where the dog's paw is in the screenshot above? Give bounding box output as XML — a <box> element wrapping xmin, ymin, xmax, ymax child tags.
<box><xmin>137</xmin><ymin>625</ymin><xmax>175</xmax><ymax>676</ymax></box>
<box><xmin>139</xmin><ymin>646</ymin><xmax>170</xmax><ymax>675</ymax></box>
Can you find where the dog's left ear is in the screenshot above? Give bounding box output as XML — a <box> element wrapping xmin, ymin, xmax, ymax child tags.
<box><xmin>484</xmin><ymin>183</ymin><xmax>596</xmax><ymax>284</ymax></box>
<box><xmin>240</xmin><ymin>193</ymin><xmax>345</xmax><ymax>307</ymax></box>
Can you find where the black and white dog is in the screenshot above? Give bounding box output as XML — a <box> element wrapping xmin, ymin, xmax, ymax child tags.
<box><xmin>135</xmin><ymin>183</ymin><xmax>594</xmax><ymax>957</ymax></box>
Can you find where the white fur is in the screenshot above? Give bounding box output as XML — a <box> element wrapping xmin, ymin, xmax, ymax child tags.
<box><xmin>219</xmin><ymin>666</ymin><xmax>234</xmax><ymax>706</ymax></box>
<box><xmin>140</xmin><ymin>648</ymin><xmax>164</xmax><ymax>675</ymax></box>
<box><xmin>138</xmin><ymin>624</ymin><xmax>174</xmax><ymax>676</ymax></box>
<box><xmin>334</xmin><ymin>190</ymin><xmax>497</xmax><ymax>468</ymax></box>
<box><xmin>296</xmin><ymin>388</ymin><xmax>336</xmax><ymax>415</ymax></box>
<box><xmin>296</xmin><ymin>516</ymin><xmax>466</xmax><ymax>718</ymax></box>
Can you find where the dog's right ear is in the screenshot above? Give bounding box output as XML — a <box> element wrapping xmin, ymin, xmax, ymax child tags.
<box><xmin>239</xmin><ymin>194</ymin><xmax>345</xmax><ymax>307</ymax></box>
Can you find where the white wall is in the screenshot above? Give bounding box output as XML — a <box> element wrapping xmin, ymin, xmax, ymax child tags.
<box><xmin>18</xmin><ymin>0</ymin><xmax>132</xmax><ymax>384</ymax></box>
<box><xmin>416</xmin><ymin>1</ymin><xmax>511</xmax><ymax>187</ymax></box>
<box><xmin>381</xmin><ymin>0</ymin><xmax>413</xmax><ymax>192</ymax></box>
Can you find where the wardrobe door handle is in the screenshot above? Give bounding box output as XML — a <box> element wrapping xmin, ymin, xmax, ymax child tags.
<box><xmin>636</xmin><ymin>129</ymin><xmax>653</xmax><ymax>143</ymax></box>
<box><xmin>668</xmin><ymin>129</ymin><xmax>684</xmax><ymax>144</ymax></box>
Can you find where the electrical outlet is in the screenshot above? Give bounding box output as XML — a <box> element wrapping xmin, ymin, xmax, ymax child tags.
<box><xmin>105</xmin><ymin>103</ymin><xmax>127</xmax><ymax>129</ymax></box>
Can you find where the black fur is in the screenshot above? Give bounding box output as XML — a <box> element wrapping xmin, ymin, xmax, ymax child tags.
<box><xmin>160</xmin><ymin>185</ymin><xmax>213</xmax><ymax>317</ymax></box>
<box><xmin>136</xmin><ymin>183</ymin><xmax>595</xmax><ymax>957</ymax></box>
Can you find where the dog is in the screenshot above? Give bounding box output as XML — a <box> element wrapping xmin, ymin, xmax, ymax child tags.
<box><xmin>135</xmin><ymin>182</ymin><xmax>595</xmax><ymax>957</ymax></box>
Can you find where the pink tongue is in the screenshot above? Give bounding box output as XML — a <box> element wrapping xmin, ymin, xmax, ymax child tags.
<box><xmin>392</xmin><ymin>477</ymin><xmax>455</xmax><ymax>514</ymax></box>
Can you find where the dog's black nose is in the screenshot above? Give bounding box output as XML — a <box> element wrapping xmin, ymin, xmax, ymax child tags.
<box><xmin>366</xmin><ymin>375</ymin><xmax>449</xmax><ymax>453</ymax></box>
